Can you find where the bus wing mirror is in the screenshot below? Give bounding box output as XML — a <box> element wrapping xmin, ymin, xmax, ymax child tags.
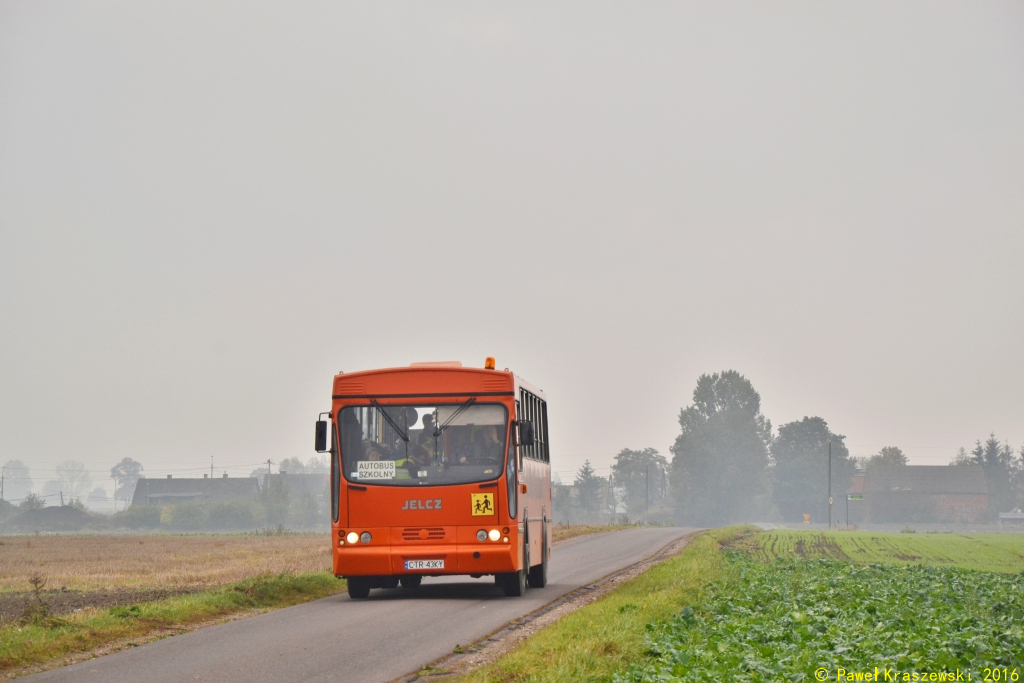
<box><xmin>518</xmin><ymin>420</ymin><xmax>535</xmax><ymax>447</ymax></box>
<box><xmin>315</xmin><ymin>420</ymin><xmax>328</xmax><ymax>453</ymax></box>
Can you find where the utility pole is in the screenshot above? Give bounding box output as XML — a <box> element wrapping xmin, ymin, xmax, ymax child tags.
<box><xmin>828</xmin><ymin>441</ymin><xmax>833</xmax><ymax>530</ymax></box>
<box><xmin>211</xmin><ymin>456</ymin><xmax>214</xmax><ymax>480</ymax></box>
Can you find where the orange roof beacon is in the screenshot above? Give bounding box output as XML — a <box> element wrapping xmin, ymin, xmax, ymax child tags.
<box><xmin>314</xmin><ymin>358</ymin><xmax>552</xmax><ymax>598</ymax></box>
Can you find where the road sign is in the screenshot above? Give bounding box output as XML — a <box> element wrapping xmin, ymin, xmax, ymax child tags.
<box><xmin>847</xmin><ymin>494</ymin><xmax>863</xmax><ymax>501</ymax></box>
<box><xmin>828</xmin><ymin>496</ymin><xmax>833</xmax><ymax>506</ymax></box>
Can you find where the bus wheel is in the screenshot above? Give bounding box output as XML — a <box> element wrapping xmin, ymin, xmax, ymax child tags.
<box><xmin>347</xmin><ymin>578</ymin><xmax>370</xmax><ymax>599</ymax></box>
<box><xmin>501</xmin><ymin>568</ymin><xmax>526</xmax><ymax>596</ymax></box>
<box><xmin>502</xmin><ymin>544</ymin><xmax>529</xmax><ymax>597</ymax></box>
<box><xmin>528</xmin><ymin>525</ymin><xmax>548</xmax><ymax>588</ymax></box>
<box><xmin>400</xmin><ymin>575</ymin><xmax>422</xmax><ymax>589</ymax></box>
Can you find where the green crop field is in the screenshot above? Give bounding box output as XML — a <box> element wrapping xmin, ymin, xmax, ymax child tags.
<box><xmin>452</xmin><ymin>528</ymin><xmax>1024</xmax><ymax>682</ymax></box>
<box><xmin>617</xmin><ymin>553</ymin><xmax>1024</xmax><ymax>682</ymax></box>
<box><xmin>729</xmin><ymin>530</ymin><xmax>1024</xmax><ymax>573</ymax></box>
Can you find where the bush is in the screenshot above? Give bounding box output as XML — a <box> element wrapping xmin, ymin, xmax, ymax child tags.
<box><xmin>206</xmin><ymin>500</ymin><xmax>256</xmax><ymax>530</ymax></box>
<box><xmin>114</xmin><ymin>505</ymin><xmax>161</xmax><ymax>529</ymax></box>
<box><xmin>288</xmin><ymin>493</ymin><xmax>323</xmax><ymax>529</ymax></box>
<box><xmin>160</xmin><ymin>502</ymin><xmax>209</xmax><ymax>531</ymax></box>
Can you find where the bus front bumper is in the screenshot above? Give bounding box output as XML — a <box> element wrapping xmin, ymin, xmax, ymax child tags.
<box><xmin>333</xmin><ymin>529</ymin><xmax>519</xmax><ymax>577</ymax></box>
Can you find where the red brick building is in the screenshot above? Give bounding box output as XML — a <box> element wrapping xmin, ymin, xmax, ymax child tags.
<box><xmin>863</xmin><ymin>465</ymin><xmax>989</xmax><ymax>524</ymax></box>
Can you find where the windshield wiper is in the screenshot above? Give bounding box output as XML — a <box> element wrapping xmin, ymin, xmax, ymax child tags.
<box><xmin>370</xmin><ymin>401</ymin><xmax>409</xmax><ymax>442</ymax></box>
<box><xmin>434</xmin><ymin>398</ymin><xmax>476</xmax><ymax>436</ymax></box>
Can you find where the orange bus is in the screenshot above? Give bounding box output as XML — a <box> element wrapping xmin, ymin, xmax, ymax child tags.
<box><xmin>315</xmin><ymin>358</ymin><xmax>552</xmax><ymax>598</ymax></box>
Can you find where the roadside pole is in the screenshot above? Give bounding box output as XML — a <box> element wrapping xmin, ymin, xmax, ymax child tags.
<box><xmin>827</xmin><ymin>441</ymin><xmax>832</xmax><ymax>530</ymax></box>
<box><xmin>847</xmin><ymin>494</ymin><xmax>862</xmax><ymax>529</ymax></box>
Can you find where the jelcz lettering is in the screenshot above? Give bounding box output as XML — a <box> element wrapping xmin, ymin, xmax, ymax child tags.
<box><xmin>401</xmin><ymin>499</ymin><xmax>442</xmax><ymax>510</ymax></box>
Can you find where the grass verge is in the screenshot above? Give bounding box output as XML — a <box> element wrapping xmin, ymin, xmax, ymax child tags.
<box><xmin>551</xmin><ymin>524</ymin><xmax>633</xmax><ymax>544</ymax></box>
<box><xmin>0</xmin><ymin>571</ymin><xmax>346</xmax><ymax>677</ymax></box>
<box><xmin>452</xmin><ymin>526</ymin><xmax>756</xmax><ymax>683</ymax></box>
<box><xmin>730</xmin><ymin>529</ymin><xmax>1024</xmax><ymax>573</ymax></box>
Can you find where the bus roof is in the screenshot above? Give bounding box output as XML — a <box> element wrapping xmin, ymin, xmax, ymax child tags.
<box><xmin>332</xmin><ymin>362</ymin><xmax>546</xmax><ymax>402</ymax></box>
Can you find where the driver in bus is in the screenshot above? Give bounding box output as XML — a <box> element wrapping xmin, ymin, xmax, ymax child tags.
<box><xmin>396</xmin><ymin>443</ymin><xmax>431</xmax><ymax>478</ymax></box>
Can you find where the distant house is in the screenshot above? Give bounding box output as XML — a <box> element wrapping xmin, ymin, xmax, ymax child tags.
<box><xmin>998</xmin><ymin>510</ymin><xmax>1024</xmax><ymax>525</ymax></box>
<box><xmin>130</xmin><ymin>474</ymin><xmax>260</xmax><ymax>507</ymax></box>
<box><xmin>864</xmin><ymin>465</ymin><xmax>989</xmax><ymax>523</ymax></box>
<box><xmin>262</xmin><ymin>472</ymin><xmax>328</xmax><ymax>501</ymax></box>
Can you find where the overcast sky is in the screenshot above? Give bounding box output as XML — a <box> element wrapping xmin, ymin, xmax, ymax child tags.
<box><xmin>1</xmin><ymin>2</ymin><xmax>1022</xmax><ymax>494</ymax></box>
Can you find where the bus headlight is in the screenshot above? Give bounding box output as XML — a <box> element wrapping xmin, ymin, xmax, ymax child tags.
<box><xmin>346</xmin><ymin>532</ymin><xmax>359</xmax><ymax>545</ymax></box>
<box><xmin>360</xmin><ymin>532</ymin><xmax>372</xmax><ymax>544</ymax></box>
<box><xmin>488</xmin><ymin>529</ymin><xmax>500</xmax><ymax>542</ymax></box>
<box><xmin>476</xmin><ymin>529</ymin><xmax>488</xmax><ymax>542</ymax></box>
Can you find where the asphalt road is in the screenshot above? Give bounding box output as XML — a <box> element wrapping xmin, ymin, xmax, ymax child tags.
<box><xmin>26</xmin><ymin>527</ymin><xmax>697</xmax><ymax>683</ymax></box>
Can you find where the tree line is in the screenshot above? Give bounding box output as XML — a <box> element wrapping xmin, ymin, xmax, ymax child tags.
<box><xmin>556</xmin><ymin>370</ymin><xmax>1024</xmax><ymax>525</ymax></box>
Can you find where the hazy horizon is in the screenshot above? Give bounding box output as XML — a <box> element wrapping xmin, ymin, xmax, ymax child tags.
<box><xmin>2</xmin><ymin>2</ymin><xmax>1022</xmax><ymax>498</ymax></box>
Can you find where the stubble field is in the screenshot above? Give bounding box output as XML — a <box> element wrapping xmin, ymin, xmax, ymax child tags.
<box><xmin>0</xmin><ymin>533</ymin><xmax>333</xmax><ymax>594</ymax></box>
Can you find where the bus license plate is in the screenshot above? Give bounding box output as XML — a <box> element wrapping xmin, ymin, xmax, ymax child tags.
<box><xmin>405</xmin><ymin>559</ymin><xmax>444</xmax><ymax>570</ymax></box>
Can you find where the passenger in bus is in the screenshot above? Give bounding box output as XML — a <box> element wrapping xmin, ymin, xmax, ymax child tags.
<box><xmin>416</xmin><ymin>414</ymin><xmax>436</xmax><ymax>445</ymax></box>
<box><xmin>471</xmin><ymin>426</ymin><xmax>503</xmax><ymax>463</ymax></box>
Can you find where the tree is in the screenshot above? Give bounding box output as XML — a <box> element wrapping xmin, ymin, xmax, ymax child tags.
<box><xmin>110</xmin><ymin>458</ymin><xmax>144</xmax><ymax>504</ymax></box>
<box><xmin>305</xmin><ymin>456</ymin><xmax>329</xmax><ymax>474</ymax></box>
<box><xmin>867</xmin><ymin>446</ymin><xmax>908</xmax><ymax>468</ymax></box>
<box><xmin>969</xmin><ymin>434</ymin><xmax>1018</xmax><ymax>518</ymax></box>
<box><xmin>771</xmin><ymin>417</ymin><xmax>855</xmax><ymax>524</ymax></box>
<box><xmin>279</xmin><ymin>457</ymin><xmax>307</xmax><ymax>474</ymax></box>
<box><xmin>19</xmin><ymin>492</ymin><xmax>45</xmax><ymax>510</ymax></box>
<box><xmin>552</xmin><ymin>482</ymin><xmax>576</xmax><ymax>523</ymax></box>
<box><xmin>611</xmin><ymin>448</ymin><xmax>668</xmax><ymax>518</ymax></box>
<box><xmin>670</xmin><ymin>371</ymin><xmax>772</xmax><ymax>525</ymax></box>
<box><xmin>574</xmin><ymin>460</ymin><xmax>603</xmax><ymax>518</ymax></box>
<box><xmin>950</xmin><ymin>447</ymin><xmax>973</xmax><ymax>466</ymax></box>
<box><xmin>257</xmin><ymin>474</ymin><xmax>290</xmax><ymax>527</ymax></box>
<box><xmin>1015</xmin><ymin>444</ymin><xmax>1024</xmax><ymax>511</ymax></box>
<box><xmin>55</xmin><ymin>461</ymin><xmax>91</xmax><ymax>501</ymax></box>
<box><xmin>1</xmin><ymin>460</ymin><xmax>32</xmax><ymax>502</ymax></box>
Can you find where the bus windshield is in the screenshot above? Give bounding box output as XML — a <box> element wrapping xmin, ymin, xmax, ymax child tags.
<box><xmin>338</xmin><ymin>403</ymin><xmax>508</xmax><ymax>487</ymax></box>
